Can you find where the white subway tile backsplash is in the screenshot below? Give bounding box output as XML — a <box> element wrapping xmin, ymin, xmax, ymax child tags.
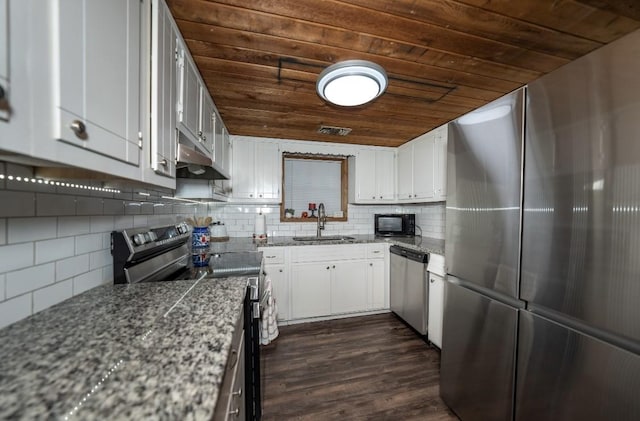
<box><xmin>36</xmin><ymin>193</ymin><xmax>76</xmax><ymax>216</ymax></box>
<box><xmin>0</xmin><ymin>294</ymin><xmax>32</xmax><ymax>329</ymax></box>
<box><xmin>124</xmin><ymin>202</ymin><xmax>142</xmax><ymax>215</ymax></box>
<box><xmin>0</xmin><ymin>218</ymin><xmax>6</xmax><ymax>245</ymax></box>
<box><xmin>102</xmin><ymin>265</ymin><xmax>114</xmax><ymax>284</ymax></box>
<box><xmin>103</xmin><ymin>199</ymin><xmax>124</xmax><ymax>215</ymax></box>
<box><xmin>75</xmin><ymin>233</ymin><xmax>103</xmax><ymax>254</ymax></box>
<box><xmin>114</xmin><ymin>215</ymin><xmax>134</xmax><ymax>230</ymax></box>
<box><xmin>140</xmin><ymin>202</ymin><xmax>154</xmax><ymax>215</ymax></box>
<box><xmin>33</xmin><ymin>280</ymin><xmax>73</xmax><ymax>313</ymax></box>
<box><xmin>35</xmin><ymin>237</ymin><xmax>75</xmax><ymax>264</ymax></box>
<box><xmin>73</xmin><ymin>269</ymin><xmax>104</xmax><ymax>295</ymax></box>
<box><xmin>90</xmin><ymin>216</ymin><xmax>114</xmax><ymax>233</ymax></box>
<box><xmin>6</xmin><ymin>263</ymin><xmax>55</xmax><ymax>298</ymax></box>
<box><xmin>56</xmin><ymin>254</ymin><xmax>89</xmax><ymax>281</ymax></box>
<box><xmin>76</xmin><ymin>196</ymin><xmax>103</xmax><ymax>215</ymax></box>
<box><xmin>89</xmin><ymin>249</ymin><xmax>111</xmax><ymax>270</ymax></box>
<box><xmin>0</xmin><ymin>243</ymin><xmax>34</xmax><ymax>273</ymax></box>
<box><xmin>58</xmin><ymin>216</ymin><xmax>91</xmax><ymax>237</ymax></box>
<box><xmin>0</xmin><ymin>191</ymin><xmax>36</xmax><ymax>217</ymax></box>
<box><xmin>7</xmin><ymin>217</ymin><xmax>57</xmax><ymax>244</ymax></box>
<box><xmin>133</xmin><ymin>215</ymin><xmax>148</xmax><ymax>228</ymax></box>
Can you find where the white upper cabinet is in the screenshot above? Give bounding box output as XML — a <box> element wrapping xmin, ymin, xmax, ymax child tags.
<box><xmin>434</xmin><ymin>128</ymin><xmax>448</xmax><ymax>201</ymax></box>
<box><xmin>396</xmin><ymin>124</ymin><xmax>448</xmax><ymax>203</ymax></box>
<box><xmin>349</xmin><ymin>148</ymin><xmax>396</xmax><ymax>203</ymax></box>
<box><xmin>199</xmin><ymin>90</ymin><xmax>215</xmax><ymax>155</ymax></box>
<box><xmin>0</xmin><ymin>0</ymin><xmax>8</xmax><ymax>122</ymax></box>
<box><xmin>55</xmin><ymin>0</ymin><xmax>142</xmax><ymax>166</ymax></box>
<box><xmin>149</xmin><ymin>0</ymin><xmax>178</xmax><ymax>182</ymax></box>
<box><xmin>177</xmin><ymin>45</ymin><xmax>200</xmax><ymax>144</ymax></box>
<box><xmin>231</xmin><ymin>137</ymin><xmax>280</xmax><ymax>202</ymax></box>
<box><xmin>177</xmin><ymin>39</ymin><xmax>217</xmax><ymax>157</ymax></box>
<box><xmin>412</xmin><ymin>132</ymin><xmax>436</xmax><ymax>201</ymax></box>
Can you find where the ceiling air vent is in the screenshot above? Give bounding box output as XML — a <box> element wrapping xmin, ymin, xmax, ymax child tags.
<box><xmin>318</xmin><ymin>125</ymin><xmax>352</xmax><ymax>136</ymax></box>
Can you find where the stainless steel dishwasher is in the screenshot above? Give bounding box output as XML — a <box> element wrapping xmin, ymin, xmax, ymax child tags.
<box><xmin>390</xmin><ymin>245</ymin><xmax>429</xmax><ymax>335</ymax></box>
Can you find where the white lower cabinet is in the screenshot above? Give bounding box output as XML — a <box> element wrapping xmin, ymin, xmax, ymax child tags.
<box><xmin>265</xmin><ymin>264</ymin><xmax>288</xmax><ymax>321</ymax></box>
<box><xmin>291</xmin><ymin>262</ymin><xmax>332</xmax><ymax>319</ymax></box>
<box><xmin>368</xmin><ymin>259</ymin><xmax>386</xmax><ymax>309</ymax></box>
<box><xmin>330</xmin><ymin>261</ymin><xmax>368</xmax><ymax>314</ymax></box>
<box><xmin>264</xmin><ymin>243</ymin><xmax>390</xmax><ymax>323</ymax></box>
<box><xmin>427</xmin><ymin>253</ymin><xmax>446</xmax><ymax>348</ymax></box>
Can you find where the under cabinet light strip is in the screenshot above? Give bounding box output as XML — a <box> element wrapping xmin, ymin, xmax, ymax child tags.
<box><xmin>0</xmin><ymin>173</ymin><xmax>120</xmax><ymax>193</ymax></box>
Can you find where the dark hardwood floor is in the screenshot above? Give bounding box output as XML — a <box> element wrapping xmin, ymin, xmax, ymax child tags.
<box><xmin>261</xmin><ymin>313</ymin><xmax>459</xmax><ymax>420</ymax></box>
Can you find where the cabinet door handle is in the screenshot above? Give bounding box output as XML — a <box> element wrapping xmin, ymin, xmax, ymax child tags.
<box><xmin>160</xmin><ymin>159</ymin><xmax>168</xmax><ymax>167</ymax></box>
<box><xmin>326</xmin><ymin>266</ymin><xmax>330</xmax><ymax>270</ymax></box>
<box><xmin>229</xmin><ymin>349</ymin><xmax>238</xmax><ymax>368</ymax></box>
<box><xmin>232</xmin><ymin>388</ymin><xmax>242</xmax><ymax>397</ymax></box>
<box><xmin>279</xmin><ymin>269</ymin><xmax>283</xmax><ymax>273</ymax></box>
<box><xmin>430</xmin><ymin>278</ymin><xmax>434</xmax><ymax>283</ymax></box>
<box><xmin>332</xmin><ymin>265</ymin><xmax>335</xmax><ymax>269</ymax></box>
<box><xmin>70</xmin><ymin>120</ymin><xmax>87</xmax><ymax>139</ymax></box>
<box><xmin>198</xmin><ymin>130</ymin><xmax>203</xmax><ymax>137</ymax></box>
<box><xmin>369</xmin><ymin>263</ymin><xmax>373</xmax><ymax>266</ymax></box>
<box><xmin>229</xmin><ymin>408</ymin><xmax>240</xmax><ymax>417</ymax></box>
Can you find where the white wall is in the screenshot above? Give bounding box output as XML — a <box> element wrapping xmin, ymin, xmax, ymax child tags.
<box><xmin>208</xmin><ymin>202</ymin><xmax>445</xmax><ymax>239</ymax></box>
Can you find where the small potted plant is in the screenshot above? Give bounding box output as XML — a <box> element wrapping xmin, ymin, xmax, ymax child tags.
<box><xmin>284</xmin><ymin>208</ymin><xmax>295</xmax><ymax>218</ymax></box>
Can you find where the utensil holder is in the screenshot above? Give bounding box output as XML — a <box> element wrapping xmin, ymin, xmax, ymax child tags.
<box><xmin>192</xmin><ymin>226</ymin><xmax>210</xmax><ymax>248</ymax></box>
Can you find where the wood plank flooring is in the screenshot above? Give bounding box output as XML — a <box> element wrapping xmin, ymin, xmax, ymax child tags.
<box><xmin>260</xmin><ymin>313</ymin><xmax>459</xmax><ymax>420</ymax></box>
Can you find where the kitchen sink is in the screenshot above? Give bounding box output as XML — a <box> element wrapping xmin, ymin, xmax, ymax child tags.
<box><xmin>292</xmin><ymin>235</ymin><xmax>356</xmax><ymax>242</ymax></box>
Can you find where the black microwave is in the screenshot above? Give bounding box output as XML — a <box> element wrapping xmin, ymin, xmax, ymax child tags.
<box><xmin>374</xmin><ymin>214</ymin><xmax>416</xmax><ymax>237</ymax></box>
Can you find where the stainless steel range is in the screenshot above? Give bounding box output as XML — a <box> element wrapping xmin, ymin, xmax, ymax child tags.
<box><xmin>111</xmin><ymin>224</ymin><xmax>263</xmax><ymax>420</ymax></box>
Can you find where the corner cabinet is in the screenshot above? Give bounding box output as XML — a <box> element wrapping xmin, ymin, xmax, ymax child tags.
<box><xmin>231</xmin><ymin>137</ymin><xmax>281</xmax><ymax>202</ymax></box>
<box><xmin>348</xmin><ymin>148</ymin><xmax>396</xmax><ymax>204</ymax></box>
<box><xmin>55</xmin><ymin>0</ymin><xmax>142</xmax><ymax>168</ymax></box>
<box><xmin>397</xmin><ymin>124</ymin><xmax>448</xmax><ymax>203</ymax></box>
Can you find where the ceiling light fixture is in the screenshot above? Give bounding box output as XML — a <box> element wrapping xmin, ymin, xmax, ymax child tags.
<box><xmin>316</xmin><ymin>60</ymin><xmax>388</xmax><ymax>107</ymax></box>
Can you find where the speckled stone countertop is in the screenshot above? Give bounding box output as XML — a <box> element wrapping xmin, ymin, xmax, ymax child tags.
<box><xmin>0</xmin><ymin>277</ymin><xmax>247</xmax><ymax>420</ymax></box>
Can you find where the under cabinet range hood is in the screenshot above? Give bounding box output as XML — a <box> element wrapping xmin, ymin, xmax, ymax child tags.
<box><xmin>175</xmin><ymin>142</ymin><xmax>229</xmax><ymax>181</ymax></box>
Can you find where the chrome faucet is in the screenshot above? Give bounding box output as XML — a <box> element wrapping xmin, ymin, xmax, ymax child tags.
<box><xmin>317</xmin><ymin>203</ymin><xmax>326</xmax><ymax>237</ymax></box>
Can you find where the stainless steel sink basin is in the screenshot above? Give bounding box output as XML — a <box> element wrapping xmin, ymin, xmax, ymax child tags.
<box><xmin>292</xmin><ymin>235</ymin><xmax>355</xmax><ymax>241</ymax></box>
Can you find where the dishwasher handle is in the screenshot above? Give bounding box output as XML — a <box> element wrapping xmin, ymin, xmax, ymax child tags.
<box><xmin>389</xmin><ymin>245</ymin><xmax>428</xmax><ymax>263</ymax></box>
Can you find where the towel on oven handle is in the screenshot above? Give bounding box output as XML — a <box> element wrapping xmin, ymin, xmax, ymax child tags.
<box><xmin>260</xmin><ymin>275</ymin><xmax>279</xmax><ymax>345</ymax></box>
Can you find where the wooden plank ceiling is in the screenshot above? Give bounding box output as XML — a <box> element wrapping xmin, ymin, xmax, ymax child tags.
<box><xmin>166</xmin><ymin>0</ymin><xmax>640</xmax><ymax>147</ymax></box>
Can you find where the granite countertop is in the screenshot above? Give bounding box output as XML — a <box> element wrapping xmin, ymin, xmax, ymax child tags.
<box><xmin>0</xmin><ymin>277</ymin><xmax>247</xmax><ymax>420</ymax></box>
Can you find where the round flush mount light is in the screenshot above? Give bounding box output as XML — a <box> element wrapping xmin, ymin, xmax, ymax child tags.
<box><xmin>316</xmin><ymin>60</ymin><xmax>388</xmax><ymax>107</ymax></box>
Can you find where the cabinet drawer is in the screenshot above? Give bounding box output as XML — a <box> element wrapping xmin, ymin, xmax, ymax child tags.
<box><xmin>291</xmin><ymin>244</ymin><xmax>366</xmax><ymax>263</ymax></box>
<box><xmin>427</xmin><ymin>253</ymin><xmax>445</xmax><ymax>276</ymax></box>
<box><xmin>367</xmin><ymin>243</ymin><xmax>388</xmax><ymax>259</ymax></box>
<box><xmin>260</xmin><ymin>247</ymin><xmax>285</xmax><ymax>264</ymax></box>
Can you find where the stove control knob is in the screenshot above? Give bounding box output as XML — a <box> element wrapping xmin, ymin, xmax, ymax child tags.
<box><xmin>133</xmin><ymin>233</ymin><xmax>146</xmax><ymax>246</ymax></box>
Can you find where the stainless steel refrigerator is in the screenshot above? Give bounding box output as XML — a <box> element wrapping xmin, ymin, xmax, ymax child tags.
<box><xmin>517</xmin><ymin>30</ymin><xmax>640</xmax><ymax>420</ymax></box>
<box><xmin>441</xmin><ymin>87</ymin><xmax>525</xmax><ymax>421</ymax></box>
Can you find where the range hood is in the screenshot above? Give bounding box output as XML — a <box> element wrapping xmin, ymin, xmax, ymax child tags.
<box><xmin>176</xmin><ymin>142</ymin><xmax>229</xmax><ymax>180</ymax></box>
